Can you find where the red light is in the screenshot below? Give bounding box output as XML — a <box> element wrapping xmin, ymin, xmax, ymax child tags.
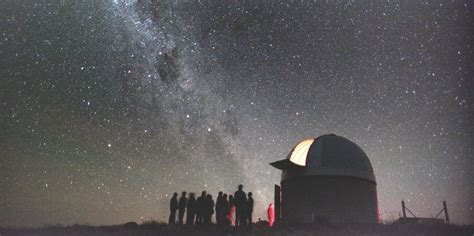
<box><xmin>268</xmin><ymin>204</ymin><xmax>275</xmax><ymax>227</ymax></box>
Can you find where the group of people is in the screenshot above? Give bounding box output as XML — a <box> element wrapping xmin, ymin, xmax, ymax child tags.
<box><xmin>169</xmin><ymin>184</ymin><xmax>254</xmax><ymax>226</ymax></box>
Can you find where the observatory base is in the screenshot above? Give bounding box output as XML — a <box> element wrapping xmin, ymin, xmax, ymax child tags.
<box><xmin>280</xmin><ymin>175</ymin><xmax>378</xmax><ymax>224</ymax></box>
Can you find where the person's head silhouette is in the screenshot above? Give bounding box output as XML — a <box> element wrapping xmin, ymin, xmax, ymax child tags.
<box><xmin>218</xmin><ymin>191</ymin><xmax>223</xmax><ymax>197</ymax></box>
<box><xmin>248</xmin><ymin>192</ymin><xmax>252</xmax><ymax>198</ymax></box>
<box><xmin>238</xmin><ymin>184</ymin><xmax>243</xmax><ymax>191</ymax></box>
<box><xmin>201</xmin><ymin>191</ymin><xmax>206</xmax><ymax>197</ymax></box>
<box><xmin>181</xmin><ymin>191</ymin><xmax>186</xmax><ymax>197</ymax></box>
<box><xmin>173</xmin><ymin>192</ymin><xmax>178</xmax><ymax>198</ymax></box>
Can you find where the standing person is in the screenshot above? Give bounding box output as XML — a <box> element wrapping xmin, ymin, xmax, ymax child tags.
<box><xmin>196</xmin><ymin>191</ymin><xmax>206</xmax><ymax>225</ymax></box>
<box><xmin>215</xmin><ymin>191</ymin><xmax>224</xmax><ymax>225</ymax></box>
<box><xmin>204</xmin><ymin>194</ymin><xmax>215</xmax><ymax>225</ymax></box>
<box><xmin>234</xmin><ymin>184</ymin><xmax>247</xmax><ymax>226</ymax></box>
<box><xmin>268</xmin><ymin>203</ymin><xmax>275</xmax><ymax>227</ymax></box>
<box><xmin>219</xmin><ymin>194</ymin><xmax>230</xmax><ymax>226</ymax></box>
<box><xmin>247</xmin><ymin>192</ymin><xmax>254</xmax><ymax>224</ymax></box>
<box><xmin>168</xmin><ymin>192</ymin><xmax>178</xmax><ymax>224</ymax></box>
<box><xmin>178</xmin><ymin>191</ymin><xmax>187</xmax><ymax>224</ymax></box>
<box><xmin>228</xmin><ymin>195</ymin><xmax>236</xmax><ymax>226</ymax></box>
<box><xmin>186</xmin><ymin>193</ymin><xmax>196</xmax><ymax>226</ymax></box>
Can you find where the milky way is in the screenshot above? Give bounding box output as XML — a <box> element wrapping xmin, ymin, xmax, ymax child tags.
<box><xmin>0</xmin><ymin>0</ymin><xmax>473</xmax><ymax>227</ymax></box>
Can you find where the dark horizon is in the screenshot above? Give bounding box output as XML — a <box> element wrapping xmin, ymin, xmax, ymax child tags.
<box><xmin>1</xmin><ymin>0</ymin><xmax>473</xmax><ymax>227</ymax></box>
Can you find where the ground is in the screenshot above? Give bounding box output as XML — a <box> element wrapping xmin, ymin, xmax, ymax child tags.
<box><xmin>1</xmin><ymin>222</ymin><xmax>473</xmax><ymax>236</ymax></box>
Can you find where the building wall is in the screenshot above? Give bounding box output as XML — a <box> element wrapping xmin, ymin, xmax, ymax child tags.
<box><xmin>281</xmin><ymin>175</ymin><xmax>378</xmax><ymax>224</ymax></box>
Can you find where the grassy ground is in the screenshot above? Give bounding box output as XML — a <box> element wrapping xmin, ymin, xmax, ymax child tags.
<box><xmin>1</xmin><ymin>222</ymin><xmax>473</xmax><ymax>236</ymax></box>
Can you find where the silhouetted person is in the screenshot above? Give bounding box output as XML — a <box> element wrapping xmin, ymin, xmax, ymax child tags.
<box><xmin>168</xmin><ymin>192</ymin><xmax>178</xmax><ymax>224</ymax></box>
<box><xmin>215</xmin><ymin>191</ymin><xmax>224</xmax><ymax>225</ymax></box>
<box><xmin>228</xmin><ymin>195</ymin><xmax>235</xmax><ymax>226</ymax></box>
<box><xmin>219</xmin><ymin>193</ymin><xmax>230</xmax><ymax>226</ymax></box>
<box><xmin>234</xmin><ymin>184</ymin><xmax>247</xmax><ymax>226</ymax></box>
<box><xmin>204</xmin><ymin>194</ymin><xmax>214</xmax><ymax>225</ymax></box>
<box><xmin>186</xmin><ymin>193</ymin><xmax>196</xmax><ymax>225</ymax></box>
<box><xmin>247</xmin><ymin>192</ymin><xmax>254</xmax><ymax>224</ymax></box>
<box><xmin>178</xmin><ymin>191</ymin><xmax>187</xmax><ymax>224</ymax></box>
<box><xmin>196</xmin><ymin>191</ymin><xmax>206</xmax><ymax>225</ymax></box>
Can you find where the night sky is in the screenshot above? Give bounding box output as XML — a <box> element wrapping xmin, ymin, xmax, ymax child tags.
<box><xmin>1</xmin><ymin>0</ymin><xmax>473</xmax><ymax>227</ymax></box>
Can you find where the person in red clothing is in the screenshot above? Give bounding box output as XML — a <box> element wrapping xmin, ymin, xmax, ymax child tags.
<box><xmin>267</xmin><ymin>203</ymin><xmax>275</xmax><ymax>227</ymax></box>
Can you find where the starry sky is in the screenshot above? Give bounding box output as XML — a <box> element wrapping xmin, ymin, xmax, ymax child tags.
<box><xmin>1</xmin><ymin>0</ymin><xmax>473</xmax><ymax>227</ymax></box>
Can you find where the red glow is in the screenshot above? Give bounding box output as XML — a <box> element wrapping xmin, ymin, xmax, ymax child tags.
<box><xmin>268</xmin><ymin>203</ymin><xmax>275</xmax><ymax>227</ymax></box>
<box><xmin>228</xmin><ymin>205</ymin><xmax>236</xmax><ymax>226</ymax></box>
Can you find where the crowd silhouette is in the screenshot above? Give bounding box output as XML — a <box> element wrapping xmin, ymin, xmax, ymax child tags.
<box><xmin>168</xmin><ymin>184</ymin><xmax>254</xmax><ymax>227</ymax></box>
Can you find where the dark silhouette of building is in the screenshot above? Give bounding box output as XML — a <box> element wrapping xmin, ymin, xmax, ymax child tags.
<box><xmin>247</xmin><ymin>192</ymin><xmax>254</xmax><ymax>224</ymax></box>
<box><xmin>178</xmin><ymin>191</ymin><xmax>187</xmax><ymax>224</ymax></box>
<box><xmin>186</xmin><ymin>193</ymin><xmax>196</xmax><ymax>225</ymax></box>
<box><xmin>271</xmin><ymin>134</ymin><xmax>379</xmax><ymax>224</ymax></box>
<box><xmin>234</xmin><ymin>184</ymin><xmax>247</xmax><ymax>226</ymax></box>
<box><xmin>168</xmin><ymin>192</ymin><xmax>178</xmax><ymax>224</ymax></box>
<box><xmin>196</xmin><ymin>191</ymin><xmax>206</xmax><ymax>225</ymax></box>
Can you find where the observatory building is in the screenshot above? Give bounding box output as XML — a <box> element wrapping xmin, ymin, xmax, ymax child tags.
<box><xmin>270</xmin><ymin>134</ymin><xmax>379</xmax><ymax>224</ymax></box>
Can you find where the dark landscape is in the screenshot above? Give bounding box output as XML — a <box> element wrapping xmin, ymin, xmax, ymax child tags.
<box><xmin>2</xmin><ymin>222</ymin><xmax>474</xmax><ymax>236</ymax></box>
